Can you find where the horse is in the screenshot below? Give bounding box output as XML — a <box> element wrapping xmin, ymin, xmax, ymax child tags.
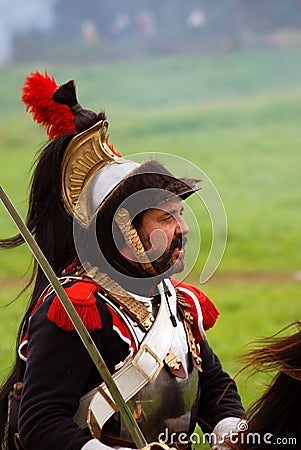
<box><xmin>227</xmin><ymin>322</ymin><xmax>301</xmax><ymax>449</ymax></box>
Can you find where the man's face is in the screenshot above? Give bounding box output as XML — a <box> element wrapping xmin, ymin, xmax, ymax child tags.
<box><xmin>137</xmin><ymin>197</ymin><xmax>189</xmax><ymax>275</ymax></box>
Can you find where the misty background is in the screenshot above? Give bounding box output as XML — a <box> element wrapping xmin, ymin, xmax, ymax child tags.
<box><xmin>0</xmin><ymin>0</ymin><xmax>301</xmax><ymax>65</ymax></box>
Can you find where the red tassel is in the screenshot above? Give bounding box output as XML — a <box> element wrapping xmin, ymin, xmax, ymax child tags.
<box><xmin>171</xmin><ymin>278</ymin><xmax>219</xmax><ymax>332</ymax></box>
<box><xmin>200</xmin><ymin>296</ymin><xmax>219</xmax><ymax>330</ymax></box>
<box><xmin>21</xmin><ymin>70</ymin><xmax>76</xmax><ymax>139</ymax></box>
<box><xmin>47</xmin><ymin>281</ymin><xmax>102</xmax><ymax>332</ymax></box>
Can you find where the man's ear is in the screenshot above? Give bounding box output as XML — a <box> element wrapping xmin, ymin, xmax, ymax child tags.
<box><xmin>114</xmin><ymin>208</ymin><xmax>157</xmax><ymax>276</ymax></box>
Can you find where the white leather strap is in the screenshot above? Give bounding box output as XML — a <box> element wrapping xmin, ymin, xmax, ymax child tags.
<box><xmin>73</xmin><ymin>280</ymin><xmax>176</xmax><ymax>429</ymax></box>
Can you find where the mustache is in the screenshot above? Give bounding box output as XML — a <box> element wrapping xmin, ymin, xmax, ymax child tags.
<box><xmin>170</xmin><ymin>234</ymin><xmax>187</xmax><ymax>253</ymax></box>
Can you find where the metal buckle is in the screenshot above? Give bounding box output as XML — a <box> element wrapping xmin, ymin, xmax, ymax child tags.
<box><xmin>97</xmin><ymin>385</ymin><xmax>118</xmax><ymax>412</ymax></box>
<box><xmin>132</xmin><ymin>343</ymin><xmax>164</xmax><ymax>384</ymax></box>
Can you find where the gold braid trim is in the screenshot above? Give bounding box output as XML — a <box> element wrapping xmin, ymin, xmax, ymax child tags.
<box><xmin>177</xmin><ymin>293</ymin><xmax>203</xmax><ymax>371</ymax></box>
<box><xmin>114</xmin><ymin>208</ymin><xmax>158</xmax><ymax>276</ymax></box>
<box><xmin>75</xmin><ymin>262</ymin><xmax>154</xmax><ymax>331</ymax></box>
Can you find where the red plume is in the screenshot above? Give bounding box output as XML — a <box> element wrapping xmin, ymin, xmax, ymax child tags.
<box><xmin>21</xmin><ymin>71</ymin><xmax>76</xmax><ymax>139</ymax></box>
<box><xmin>105</xmin><ymin>135</ymin><xmax>121</xmax><ymax>157</ymax></box>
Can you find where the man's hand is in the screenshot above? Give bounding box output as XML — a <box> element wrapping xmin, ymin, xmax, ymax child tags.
<box><xmin>140</xmin><ymin>443</ymin><xmax>177</xmax><ymax>450</ymax></box>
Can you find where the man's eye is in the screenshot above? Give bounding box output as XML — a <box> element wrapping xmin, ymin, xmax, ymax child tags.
<box><xmin>163</xmin><ymin>215</ymin><xmax>172</xmax><ymax>222</ymax></box>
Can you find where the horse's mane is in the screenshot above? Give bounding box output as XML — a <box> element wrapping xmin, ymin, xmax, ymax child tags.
<box><xmin>237</xmin><ymin>322</ymin><xmax>301</xmax><ymax>449</ymax></box>
<box><xmin>241</xmin><ymin>321</ymin><xmax>301</xmax><ymax>381</ymax></box>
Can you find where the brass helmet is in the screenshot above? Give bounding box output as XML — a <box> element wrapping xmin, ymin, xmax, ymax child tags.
<box><xmin>22</xmin><ymin>72</ymin><xmax>199</xmax><ymax>277</ymax></box>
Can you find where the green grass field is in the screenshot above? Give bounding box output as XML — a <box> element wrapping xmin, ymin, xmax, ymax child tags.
<box><xmin>0</xmin><ymin>50</ymin><xmax>300</xmax><ymax>433</ymax></box>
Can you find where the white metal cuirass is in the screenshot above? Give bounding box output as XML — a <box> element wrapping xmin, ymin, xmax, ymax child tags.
<box><xmin>74</xmin><ymin>280</ymin><xmax>202</xmax><ymax>443</ymax></box>
<box><xmin>102</xmin><ymin>315</ymin><xmax>200</xmax><ymax>443</ymax></box>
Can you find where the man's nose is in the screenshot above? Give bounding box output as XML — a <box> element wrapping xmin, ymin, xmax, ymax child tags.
<box><xmin>176</xmin><ymin>216</ymin><xmax>189</xmax><ymax>235</ymax></box>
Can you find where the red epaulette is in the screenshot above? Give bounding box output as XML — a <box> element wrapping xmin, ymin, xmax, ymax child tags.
<box><xmin>47</xmin><ymin>278</ymin><xmax>102</xmax><ymax>332</ymax></box>
<box><xmin>171</xmin><ymin>279</ymin><xmax>219</xmax><ymax>343</ymax></box>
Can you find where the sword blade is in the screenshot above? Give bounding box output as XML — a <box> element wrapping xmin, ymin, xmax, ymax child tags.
<box><xmin>0</xmin><ymin>186</ymin><xmax>147</xmax><ymax>448</ymax></box>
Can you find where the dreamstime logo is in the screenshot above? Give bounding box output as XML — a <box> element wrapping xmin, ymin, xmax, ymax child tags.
<box><xmin>158</xmin><ymin>423</ymin><xmax>297</xmax><ymax>447</ymax></box>
<box><xmin>73</xmin><ymin>152</ymin><xmax>228</xmax><ymax>292</ymax></box>
<box><xmin>237</xmin><ymin>420</ymin><xmax>249</xmax><ymax>432</ymax></box>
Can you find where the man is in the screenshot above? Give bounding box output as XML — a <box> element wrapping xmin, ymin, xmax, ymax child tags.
<box><xmin>0</xmin><ymin>72</ymin><xmax>245</xmax><ymax>450</ymax></box>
